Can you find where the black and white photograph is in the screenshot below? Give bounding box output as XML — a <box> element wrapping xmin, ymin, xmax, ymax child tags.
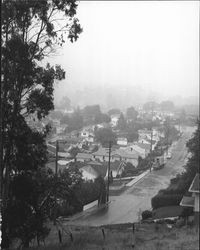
<box><xmin>0</xmin><ymin>0</ymin><xmax>199</xmax><ymax>249</ymax></box>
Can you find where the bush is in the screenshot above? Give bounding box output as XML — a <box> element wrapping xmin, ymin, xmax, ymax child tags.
<box><xmin>142</xmin><ymin>210</ymin><xmax>152</xmax><ymax>220</ymax></box>
<box><xmin>151</xmin><ymin>194</ymin><xmax>183</xmax><ymax>209</ymax></box>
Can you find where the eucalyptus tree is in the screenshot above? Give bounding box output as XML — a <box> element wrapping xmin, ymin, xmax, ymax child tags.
<box><xmin>1</xmin><ymin>0</ymin><xmax>82</xmax><ymax>248</ymax></box>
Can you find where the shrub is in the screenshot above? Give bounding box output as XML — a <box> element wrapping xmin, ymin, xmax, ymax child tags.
<box><xmin>151</xmin><ymin>194</ymin><xmax>183</xmax><ymax>209</ymax></box>
<box><xmin>142</xmin><ymin>210</ymin><xmax>152</xmax><ymax>220</ymax></box>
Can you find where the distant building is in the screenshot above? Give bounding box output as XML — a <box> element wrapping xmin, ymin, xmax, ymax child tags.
<box><xmin>117</xmin><ymin>137</ymin><xmax>128</xmax><ymax>146</ymax></box>
<box><xmin>131</xmin><ymin>142</ymin><xmax>151</xmax><ymax>157</ymax></box>
<box><xmin>92</xmin><ymin>147</ymin><xmax>139</xmax><ymax>167</ymax></box>
<box><xmin>76</xmin><ymin>153</ymin><xmax>93</xmax><ymax>162</ymax></box>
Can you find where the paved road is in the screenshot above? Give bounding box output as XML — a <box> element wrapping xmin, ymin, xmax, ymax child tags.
<box><xmin>63</xmin><ymin>126</ymin><xmax>196</xmax><ymax>227</ymax></box>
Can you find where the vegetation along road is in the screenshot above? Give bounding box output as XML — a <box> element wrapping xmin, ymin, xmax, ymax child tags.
<box><xmin>62</xmin><ymin>126</ymin><xmax>196</xmax><ymax>227</ymax></box>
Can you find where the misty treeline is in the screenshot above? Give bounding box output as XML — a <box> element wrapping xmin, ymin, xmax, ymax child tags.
<box><xmin>1</xmin><ymin>0</ymin><xmax>83</xmax><ymax>248</ymax></box>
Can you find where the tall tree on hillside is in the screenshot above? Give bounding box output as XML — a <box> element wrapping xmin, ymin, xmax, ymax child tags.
<box><xmin>126</xmin><ymin>106</ymin><xmax>138</xmax><ymax>121</ymax></box>
<box><xmin>117</xmin><ymin>113</ymin><xmax>127</xmax><ymax>131</ymax></box>
<box><xmin>95</xmin><ymin>128</ymin><xmax>117</xmax><ymax>147</ymax></box>
<box><xmin>57</xmin><ymin>95</ymin><xmax>71</xmax><ymax>110</ymax></box>
<box><xmin>1</xmin><ymin>0</ymin><xmax>82</xmax><ymax>248</ymax></box>
<box><xmin>185</xmin><ymin>120</ymin><xmax>200</xmax><ymax>178</ymax></box>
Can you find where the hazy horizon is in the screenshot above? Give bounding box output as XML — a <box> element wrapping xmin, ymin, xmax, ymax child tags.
<box><xmin>46</xmin><ymin>1</ymin><xmax>199</xmax><ymax>109</ymax></box>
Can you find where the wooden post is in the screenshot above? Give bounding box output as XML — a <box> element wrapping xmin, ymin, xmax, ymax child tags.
<box><xmin>55</xmin><ymin>140</ymin><xmax>58</xmax><ymax>176</ymax></box>
<box><xmin>106</xmin><ymin>141</ymin><xmax>111</xmax><ymax>202</ymax></box>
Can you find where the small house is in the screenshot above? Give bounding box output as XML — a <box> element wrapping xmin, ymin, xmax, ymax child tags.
<box><xmin>180</xmin><ymin>173</ymin><xmax>199</xmax><ymax>224</ymax></box>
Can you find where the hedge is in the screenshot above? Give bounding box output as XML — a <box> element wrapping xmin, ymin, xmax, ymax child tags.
<box><xmin>151</xmin><ymin>194</ymin><xmax>183</xmax><ymax>210</ymax></box>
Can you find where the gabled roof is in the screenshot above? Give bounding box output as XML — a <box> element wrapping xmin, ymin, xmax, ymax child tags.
<box><xmin>87</xmin><ymin>160</ymin><xmax>102</xmax><ymax>166</ymax></box>
<box><xmin>76</xmin><ymin>153</ymin><xmax>93</xmax><ymax>159</ymax></box>
<box><xmin>92</xmin><ymin>147</ymin><xmax>139</xmax><ymax>159</ymax></box>
<box><xmin>189</xmin><ymin>173</ymin><xmax>199</xmax><ymax>193</ymax></box>
<box><xmin>134</xmin><ymin>143</ymin><xmax>151</xmax><ymax>151</ymax></box>
<box><xmin>180</xmin><ymin>196</ymin><xmax>195</xmax><ymax>207</ymax></box>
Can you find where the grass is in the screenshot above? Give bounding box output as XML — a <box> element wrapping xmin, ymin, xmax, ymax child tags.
<box><xmin>25</xmin><ymin>222</ymin><xmax>199</xmax><ymax>250</ymax></box>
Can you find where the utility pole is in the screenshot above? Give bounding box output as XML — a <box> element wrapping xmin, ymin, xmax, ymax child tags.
<box><xmin>55</xmin><ymin>140</ymin><xmax>59</xmax><ymax>176</ymax></box>
<box><xmin>150</xmin><ymin>103</ymin><xmax>154</xmax><ymax>172</ymax></box>
<box><xmin>106</xmin><ymin>141</ymin><xmax>111</xmax><ymax>202</ymax></box>
<box><xmin>150</xmin><ymin>130</ymin><xmax>153</xmax><ymax>172</ymax></box>
<box><xmin>53</xmin><ymin>140</ymin><xmax>59</xmax><ymax>225</ymax></box>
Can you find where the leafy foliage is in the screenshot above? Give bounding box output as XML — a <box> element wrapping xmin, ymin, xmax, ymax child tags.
<box><xmin>117</xmin><ymin>113</ymin><xmax>127</xmax><ymax>130</ymax></box>
<box><xmin>107</xmin><ymin>108</ymin><xmax>121</xmax><ymax>116</ymax></box>
<box><xmin>1</xmin><ymin>0</ymin><xmax>82</xmax><ymax>248</ymax></box>
<box><xmin>126</xmin><ymin>106</ymin><xmax>138</xmax><ymax>121</ymax></box>
<box><xmin>95</xmin><ymin>128</ymin><xmax>117</xmax><ymax>147</ymax></box>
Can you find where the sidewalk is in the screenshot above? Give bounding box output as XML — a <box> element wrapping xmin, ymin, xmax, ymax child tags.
<box><xmin>59</xmin><ymin>201</ymin><xmax>111</xmax><ymax>223</ymax></box>
<box><xmin>125</xmin><ymin>169</ymin><xmax>150</xmax><ymax>187</ymax></box>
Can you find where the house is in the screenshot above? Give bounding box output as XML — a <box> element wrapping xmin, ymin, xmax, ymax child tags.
<box><xmin>121</xmin><ymin>145</ymin><xmax>146</xmax><ymax>159</ymax></box>
<box><xmin>92</xmin><ymin>147</ymin><xmax>139</xmax><ymax>167</ymax></box>
<box><xmin>76</xmin><ymin>153</ymin><xmax>93</xmax><ymax>162</ymax></box>
<box><xmin>117</xmin><ymin>137</ymin><xmax>128</xmax><ymax>146</ymax></box>
<box><xmin>138</xmin><ymin>128</ymin><xmax>160</xmax><ymax>142</ymax></box>
<box><xmin>131</xmin><ymin>142</ymin><xmax>151</xmax><ymax>157</ymax></box>
<box><xmin>138</xmin><ymin>138</ymin><xmax>157</xmax><ymax>151</ymax></box>
<box><xmin>80</xmin><ymin>130</ymin><xmax>90</xmax><ymax>138</ymax></box>
<box><xmin>108</xmin><ymin>161</ymin><xmax>126</xmax><ymax>178</ymax></box>
<box><xmin>180</xmin><ymin>173</ymin><xmax>199</xmax><ymax>224</ymax></box>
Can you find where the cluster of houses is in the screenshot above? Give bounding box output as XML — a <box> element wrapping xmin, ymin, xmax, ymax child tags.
<box><xmin>46</xmin><ymin>120</ymin><xmax>167</xmax><ymax>182</ymax></box>
<box><xmin>42</xmin><ymin>106</ymin><xmax>179</xmax><ymax>183</ymax></box>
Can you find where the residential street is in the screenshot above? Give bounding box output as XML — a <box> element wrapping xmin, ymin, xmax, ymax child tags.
<box><xmin>63</xmin><ymin>126</ymin><xmax>196</xmax><ymax>227</ymax></box>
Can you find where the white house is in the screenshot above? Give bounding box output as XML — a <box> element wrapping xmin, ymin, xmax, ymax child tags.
<box><xmin>131</xmin><ymin>142</ymin><xmax>151</xmax><ymax>157</ymax></box>
<box><xmin>117</xmin><ymin>137</ymin><xmax>128</xmax><ymax>146</ymax></box>
<box><xmin>92</xmin><ymin>147</ymin><xmax>139</xmax><ymax>167</ymax></box>
<box><xmin>76</xmin><ymin>153</ymin><xmax>93</xmax><ymax>162</ymax></box>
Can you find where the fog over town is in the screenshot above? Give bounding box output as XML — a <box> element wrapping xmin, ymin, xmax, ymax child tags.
<box><xmin>49</xmin><ymin>1</ymin><xmax>199</xmax><ymax>110</ymax></box>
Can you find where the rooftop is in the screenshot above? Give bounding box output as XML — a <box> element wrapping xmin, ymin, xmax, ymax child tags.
<box><xmin>189</xmin><ymin>173</ymin><xmax>199</xmax><ymax>193</ymax></box>
<box><xmin>134</xmin><ymin>143</ymin><xmax>151</xmax><ymax>151</ymax></box>
<box><xmin>180</xmin><ymin>196</ymin><xmax>195</xmax><ymax>207</ymax></box>
<box><xmin>76</xmin><ymin>153</ymin><xmax>93</xmax><ymax>160</ymax></box>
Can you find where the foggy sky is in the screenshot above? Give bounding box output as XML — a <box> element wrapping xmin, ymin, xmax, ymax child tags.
<box><xmin>48</xmin><ymin>1</ymin><xmax>199</xmax><ymax>108</ymax></box>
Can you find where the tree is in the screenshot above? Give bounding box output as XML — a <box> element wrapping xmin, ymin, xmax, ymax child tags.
<box><xmin>1</xmin><ymin>0</ymin><xmax>82</xmax><ymax>248</ymax></box>
<box><xmin>60</xmin><ymin>114</ymin><xmax>70</xmax><ymax>124</ymax></box>
<box><xmin>107</xmin><ymin>108</ymin><xmax>121</xmax><ymax>116</ymax></box>
<box><xmin>56</xmin><ymin>95</ymin><xmax>71</xmax><ymax>110</ymax></box>
<box><xmin>94</xmin><ymin>113</ymin><xmax>111</xmax><ymax>124</ymax></box>
<box><xmin>126</xmin><ymin>127</ymin><xmax>138</xmax><ymax>142</ymax></box>
<box><xmin>67</xmin><ymin>108</ymin><xmax>83</xmax><ymax>132</ymax></box>
<box><xmin>160</xmin><ymin>100</ymin><xmax>174</xmax><ymax>111</ymax></box>
<box><xmin>117</xmin><ymin>113</ymin><xmax>127</xmax><ymax>130</ymax></box>
<box><xmin>95</xmin><ymin>128</ymin><xmax>117</xmax><ymax>147</ymax></box>
<box><xmin>126</xmin><ymin>106</ymin><xmax>138</xmax><ymax>121</ymax></box>
<box><xmin>185</xmin><ymin>120</ymin><xmax>200</xmax><ymax>179</ymax></box>
<box><xmin>83</xmin><ymin>105</ymin><xmax>101</xmax><ymax>119</ymax></box>
<box><xmin>69</xmin><ymin>146</ymin><xmax>81</xmax><ymax>159</ymax></box>
<box><xmin>143</xmin><ymin>101</ymin><xmax>158</xmax><ymax>112</ymax></box>
<box><xmin>49</xmin><ymin>110</ymin><xmax>63</xmax><ymax>120</ymax></box>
